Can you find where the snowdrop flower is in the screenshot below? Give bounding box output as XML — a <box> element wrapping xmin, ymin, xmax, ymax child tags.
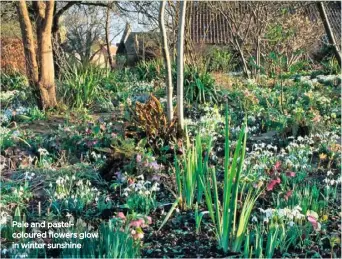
<box><xmin>24</xmin><ymin>171</ymin><xmax>32</xmax><ymax>180</ymax></box>
<box><xmin>259</xmin><ymin>208</ymin><xmax>274</xmax><ymax>221</ymax></box>
<box><xmin>0</xmin><ymin>211</ymin><xmax>9</xmax><ymax>225</ymax></box>
<box><xmin>137</xmin><ymin>174</ymin><xmax>144</xmax><ymax>180</ymax></box>
<box><xmin>288</xmin><ymin>221</ymin><xmax>295</xmax><ymax>227</ymax></box>
<box><xmin>56</xmin><ymin>178</ymin><xmax>62</xmax><ymax>185</ymax></box>
<box><xmin>90</xmin><ymin>151</ymin><xmax>97</xmax><ymax>159</ymax></box>
<box><xmin>38</xmin><ymin>148</ymin><xmax>49</xmax><ymax>156</ymax></box>
<box><xmin>151</xmin><ymin>183</ymin><xmax>160</xmax><ymax>192</ymax></box>
<box><xmin>297</xmin><ymin>136</ymin><xmax>304</xmax><ymax>142</ymax></box>
<box><xmin>327</xmin><ymin>170</ymin><xmax>334</xmax><ymax>176</ymax></box>
<box><xmin>251</xmin><ymin>216</ymin><xmax>258</xmax><ymax>223</ymax></box>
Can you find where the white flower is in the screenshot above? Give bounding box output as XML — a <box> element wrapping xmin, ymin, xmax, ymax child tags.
<box><xmin>251</xmin><ymin>216</ymin><xmax>258</xmax><ymax>223</ymax></box>
<box><xmin>24</xmin><ymin>171</ymin><xmax>32</xmax><ymax>180</ymax></box>
<box><xmin>151</xmin><ymin>183</ymin><xmax>160</xmax><ymax>192</ymax></box>
<box><xmin>0</xmin><ymin>211</ymin><xmax>9</xmax><ymax>225</ymax></box>
<box><xmin>38</xmin><ymin>148</ymin><xmax>49</xmax><ymax>156</ymax></box>
<box><xmin>123</xmin><ymin>187</ymin><xmax>131</xmax><ymax>193</ymax></box>
<box><xmin>136</xmin><ymin>174</ymin><xmax>144</xmax><ymax>180</ymax></box>
<box><xmin>327</xmin><ymin>170</ymin><xmax>334</xmax><ymax>176</ymax></box>
<box><xmin>288</xmin><ymin>221</ymin><xmax>295</xmax><ymax>227</ymax></box>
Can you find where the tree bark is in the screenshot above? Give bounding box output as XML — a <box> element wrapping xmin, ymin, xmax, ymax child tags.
<box><xmin>17</xmin><ymin>0</ymin><xmax>39</xmax><ymax>88</ymax></box>
<box><xmin>159</xmin><ymin>0</ymin><xmax>173</xmax><ymax>122</ymax></box>
<box><xmin>36</xmin><ymin>0</ymin><xmax>57</xmax><ymax>109</ymax></box>
<box><xmin>317</xmin><ymin>2</ymin><xmax>341</xmax><ymax>67</ymax></box>
<box><xmin>235</xmin><ymin>38</ymin><xmax>250</xmax><ymax>78</ymax></box>
<box><xmin>18</xmin><ymin>0</ymin><xmax>57</xmax><ymax>109</ymax></box>
<box><xmin>177</xmin><ymin>0</ymin><xmax>187</xmax><ymax>130</ymax></box>
<box><xmin>105</xmin><ymin>5</ymin><xmax>115</xmax><ymax>70</ymax></box>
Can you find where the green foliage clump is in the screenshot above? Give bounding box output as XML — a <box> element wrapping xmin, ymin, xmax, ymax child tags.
<box><xmin>135</xmin><ymin>59</ymin><xmax>164</xmax><ymax>82</ymax></box>
<box><xmin>183</xmin><ymin>66</ymin><xmax>219</xmax><ymax>104</ymax></box>
<box><xmin>206</xmin><ymin>47</ymin><xmax>236</xmax><ymax>72</ymax></box>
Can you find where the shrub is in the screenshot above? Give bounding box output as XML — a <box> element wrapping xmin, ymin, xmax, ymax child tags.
<box><xmin>321</xmin><ymin>56</ymin><xmax>340</xmax><ymax>75</ymax></box>
<box><xmin>206</xmin><ymin>47</ymin><xmax>236</xmax><ymax>72</ymax></box>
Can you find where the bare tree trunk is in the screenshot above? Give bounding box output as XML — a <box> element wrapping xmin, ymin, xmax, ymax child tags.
<box><xmin>317</xmin><ymin>2</ymin><xmax>341</xmax><ymax>67</ymax></box>
<box><xmin>106</xmin><ymin>4</ymin><xmax>115</xmax><ymax>70</ymax></box>
<box><xmin>17</xmin><ymin>0</ymin><xmax>39</xmax><ymax>88</ymax></box>
<box><xmin>235</xmin><ymin>39</ymin><xmax>250</xmax><ymax>78</ymax></box>
<box><xmin>17</xmin><ymin>0</ymin><xmax>57</xmax><ymax>109</ymax></box>
<box><xmin>159</xmin><ymin>0</ymin><xmax>173</xmax><ymax>122</ymax></box>
<box><xmin>177</xmin><ymin>0</ymin><xmax>187</xmax><ymax>130</ymax></box>
<box><xmin>36</xmin><ymin>0</ymin><xmax>57</xmax><ymax>109</ymax></box>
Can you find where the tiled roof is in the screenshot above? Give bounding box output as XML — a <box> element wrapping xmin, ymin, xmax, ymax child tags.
<box><xmin>325</xmin><ymin>1</ymin><xmax>341</xmax><ymax>46</ymax></box>
<box><xmin>188</xmin><ymin>1</ymin><xmax>341</xmax><ymax>48</ymax></box>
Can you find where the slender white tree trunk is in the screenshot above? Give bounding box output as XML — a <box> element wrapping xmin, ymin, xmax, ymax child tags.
<box><xmin>106</xmin><ymin>4</ymin><xmax>115</xmax><ymax>70</ymax></box>
<box><xmin>159</xmin><ymin>0</ymin><xmax>173</xmax><ymax>122</ymax></box>
<box><xmin>177</xmin><ymin>0</ymin><xmax>187</xmax><ymax>130</ymax></box>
